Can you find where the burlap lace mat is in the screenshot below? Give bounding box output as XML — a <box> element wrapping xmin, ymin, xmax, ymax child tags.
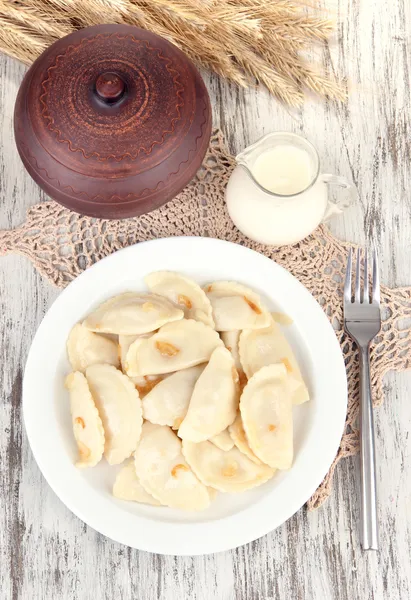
<box><xmin>2</xmin><ymin>130</ymin><xmax>410</xmax><ymax>509</ymax></box>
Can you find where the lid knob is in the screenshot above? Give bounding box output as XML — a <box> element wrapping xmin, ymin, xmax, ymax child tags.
<box><xmin>95</xmin><ymin>72</ymin><xmax>125</xmax><ymax>103</ymax></box>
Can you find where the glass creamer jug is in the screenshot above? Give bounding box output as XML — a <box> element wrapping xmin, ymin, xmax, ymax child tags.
<box><xmin>225</xmin><ymin>132</ymin><xmax>355</xmax><ymax>246</ymax></box>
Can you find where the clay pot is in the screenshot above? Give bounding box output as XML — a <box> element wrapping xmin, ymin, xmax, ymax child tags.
<box><xmin>14</xmin><ymin>24</ymin><xmax>212</xmax><ymax>219</ymax></box>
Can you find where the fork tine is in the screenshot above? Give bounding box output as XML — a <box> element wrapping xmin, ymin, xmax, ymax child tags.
<box><xmin>363</xmin><ymin>251</ymin><xmax>369</xmax><ymax>303</ymax></box>
<box><xmin>344</xmin><ymin>248</ymin><xmax>352</xmax><ymax>302</ymax></box>
<box><xmin>355</xmin><ymin>248</ymin><xmax>361</xmax><ymax>303</ymax></box>
<box><xmin>372</xmin><ymin>246</ymin><xmax>380</xmax><ymax>304</ymax></box>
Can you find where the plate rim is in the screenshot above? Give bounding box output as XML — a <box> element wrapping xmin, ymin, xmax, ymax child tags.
<box><xmin>23</xmin><ymin>236</ymin><xmax>347</xmax><ymax>555</ymax></box>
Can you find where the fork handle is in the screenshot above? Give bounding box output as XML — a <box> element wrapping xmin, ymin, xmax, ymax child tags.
<box><xmin>359</xmin><ymin>345</ymin><xmax>379</xmax><ymax>550</ymax></box>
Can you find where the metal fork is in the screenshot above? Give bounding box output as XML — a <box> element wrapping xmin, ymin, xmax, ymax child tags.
<box><xmin>344</xmin><ymin>247</ymin><xmax>381</xmax><ymax>551</ymax></box>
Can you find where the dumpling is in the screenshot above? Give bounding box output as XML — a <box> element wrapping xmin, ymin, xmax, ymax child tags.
<box><xmin>220</xmin><ymin>330</ymin><xmax>241</xmax><ymax>370</ymax></box>
<box><xmin>220</xmin><ymin>330</ymin><xmax>247</xmax><ymax>390</ymax></box>
<box><xmin>118</xmin><ymin>333</ymin><xmax>164</xmax><ymax>396</ymax></box>
<box><xmin>67</xmin><ymin>323</ymin><xmax>119</xmax><ymax>372</ymax></box>
<box><xmin>210</xmin><ymin>429</ymin><xmax>234</xmax><ymax>451</ymax></box>
<box><xmin>145</xmin><ymin>271</ymin><xmax>215</xmax><ymax>328</ymax></box>
<box><xmin>125</xmin><ymin>319</ymin><xmax>223</xmax><ymax>377</ymax></box>
<box><xmin>83</xmin><ymin>292</ymin><xmax>183</xmax><ymax>335</ymax></box>
<box><xmin>133</xmin><ymin>375</ymin><xmax>165</xmax><ymax>398</ymax></box>
<box><xmin>65</xmin><ymin>371</ymin><xmax>105</xmax><ymax>468</ymax></box>
<box><xmin>113</xmin><ymin>460</ymin><xmax>162</xmax><ymax>506</ymax></box>
<box><xmin>228</xmin><ymin>414</ymin><xmax>262</xmax><ymax>465</ymax></box>
<box><xmin>142</xmin><ymin>365</ymin><xmax>205</xmax><ymax>428</ymax></box>
<box><xmin>85</xmin><ymin>364</ymin><xmax>142</xmax><ymax>465</ymax></box>
<box><xmin>240</xmin><ymin>364</ymin><xmax>293</xmax><ymax>470</ymax></box>
<box><xmin>118</xmin><ymin>334</ymin><xmax>143</xmax><ymax>387</ymax></box>
<box><xmin>204</xmin><ymin>281</ymin><xmax>271</xmax><ymax>331</ymax></box>
<box><xmin>239</xmin><ymin>318</ymin><xmax>309</xmax><ymax>404</ymax></box>
<box><xmin>134</xmin><ymin>422</ymin><xmax>211</xmax><ymax>510</ymax></box>
<box><xmin>178</xmin><ymin>346</ymin><xmax>239</xmax><ymax>442</ymax></box>
<box><xmin>118</xmin><ymin>334</ymin><xmax>140</xmax><ymax>370</ymax></box>
<box><xmin>182</xmin><ymin>439</ymin><xmax>274</xmax><ymax>493</ymax></box>
<box><xmin>272</xmin><ymin>312</ymin><xmax>293</xmax><ymax>326</ymax></box>
<box><xmin>118</xmin><ymin>333</ymin><xmax>160</xmax><ymax>371</ymax></box>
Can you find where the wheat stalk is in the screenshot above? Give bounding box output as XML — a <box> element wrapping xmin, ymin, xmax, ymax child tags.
<box><xmin>0</xmin><ymin>2</ymin><xmax>70</xmax><ymax>39</ymax></box>
<box><xmin>0</xmin><ymin>15</ymin><xmax>48</xmax><ymax>64</ymax></box>
<box><xmin>0</xmin><ymin>0</ymin><xmax>345</xmax><ymax>105</ymax></box>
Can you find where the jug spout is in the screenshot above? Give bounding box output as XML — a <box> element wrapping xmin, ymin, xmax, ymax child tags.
<box><xmin>235</xmin><ymin>141</ymin><xmax>265</xmax><ymax>185</ymax></box>
<box><xmin>237</xmin><ymin>131</ymin><xmax>319</xmax><ymax>169</ymax></box>
<box><xmin>235</xmin><ymin>131</ymin><xmax>320</xmax><ymax>197</ymax></box>
<box><xmin>236</xmin><ymin>132</ymin><xmax>291</xmax><ymax>168</ymax></box>
<box><xmin>235</xmin><ymin>138</ymin><xmax>264</xmax><ymax>172</ymax></box>
<box><xmin>235</xmin><ymin>149</ymin><xmax>248</xmax><ymax>168</ymax></box>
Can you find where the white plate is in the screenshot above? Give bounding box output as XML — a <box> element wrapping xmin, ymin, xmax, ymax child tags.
<box><xmin>23</xmin><ymin>237</ymin><xmax>347</xmax><ymax>556</ymax></box>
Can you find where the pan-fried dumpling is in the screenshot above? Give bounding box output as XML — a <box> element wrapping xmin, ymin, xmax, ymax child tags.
<box><xmin>182</xmin><ymin>439</ymin><xmax>274</xmax><ymax>493</ymax></box>
<box><xmin>204</xmin><ymin>281</ymin><xmax>271</xmax><ymax>332</ymax></box>
<box><xmin>125</xmin><ymin>319</ymin><xmax>223</xmax><ymax>377</ymax></box>
<box><xmin>228</xmin><ymin>414</ymin><xmax>262</xmax><ymax>465</ymax></box>
<box><xmin>178</xmin><ymin>347</ymin><xmax>239</xmax><ymax>442</ymax></box>
<box><xmin>220</xmin><ymin>330</ymin><xmax>247</xmax><ymax>390</ymax></box>
<box><xmin>210</xmin><ymin>429</ymin><xmax>234</xmax><ymax>451</ymax></box>
<box><xmin>65</xmin><ymin>372</ymin><xmax>105</xmax><ymax>468</ymax></box>
<box><xmin>142</xmin><ymin>365</ymin><xmax>205</xmax><ymax>428</ymax></box>
<box><xmin>240</xmin><ymin>364</ymin><xmax>293</xmax><ymax>470</ymax></box>
<box><xmin>86</xmin><ymin>364</ymin><xmax>142</xmax><ymax>465</ymax></box>
<box><xmin>134</xmin><ymin>422</ymin><xmax>211</xmax><ymax>510</ymax></box>
<box><xmin>67</xmin><ymin>323</ymin><xmax>119</xmax><ymax>372</ymax></box>
<box><xmin>83</xmin><ymin>292</ymin><xmax>183</xmax><ymax>335</ymax></box>
<box><xmin>113</xmin><ymin>460</ymin><xmax>162</xmax><ymax>506</ymax></box>
<box><xmin>239</xmin><ymin>319</ymin><xmax>309</xmax><ymax>404</ymax></box>
<box><xmin>145</xmin><ymin>271</ymin><xmax>215</xmax><ymax>328</ymax></box>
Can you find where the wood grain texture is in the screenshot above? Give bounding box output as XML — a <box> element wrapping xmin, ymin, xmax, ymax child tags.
<box><xmin>1</xmin><ymin>1</ymin><xmax>411</xmax><ymax>598</ymax></box>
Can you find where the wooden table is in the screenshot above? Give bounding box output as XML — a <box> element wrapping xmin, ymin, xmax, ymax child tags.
<box><xmin>1</xmin><ymin>2</ymin><xmax>411</xmax><ymax>598</ymax></box>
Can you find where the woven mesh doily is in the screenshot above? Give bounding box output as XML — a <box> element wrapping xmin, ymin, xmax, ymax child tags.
<box><xmin>2</xmin><ymin>130</ymin><xmax>411</xmax><ymax>509</ymax></box>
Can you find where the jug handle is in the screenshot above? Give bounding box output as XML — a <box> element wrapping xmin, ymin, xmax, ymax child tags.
<box><xmin>321</xmin><ymin>174</ymin><xmax>357</xmax><ymax>221</ymax></box>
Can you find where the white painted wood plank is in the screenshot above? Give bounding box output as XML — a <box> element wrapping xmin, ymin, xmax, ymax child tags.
<box><xmin>1</xmin><ymin>0</ymin><xmax>411</xmax><ymax>598</ymax></box>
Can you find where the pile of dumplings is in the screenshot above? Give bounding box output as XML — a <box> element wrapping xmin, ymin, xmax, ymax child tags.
<box><xmin>65</xmin><ymin>271</ymin><xmax>309</xmax><ymax>511</ymax></box>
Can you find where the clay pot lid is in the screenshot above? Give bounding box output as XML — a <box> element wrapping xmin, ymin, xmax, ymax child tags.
<box><xmin>14</xmin><ymin>24</ymin><xmax>212</xmax><ymax>219</ymax></box>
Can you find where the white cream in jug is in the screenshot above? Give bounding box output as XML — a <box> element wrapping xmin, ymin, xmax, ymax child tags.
<box><xmin>226</xmin><ymin>143</ymin><xmax>328</xmax><ymax>246</ymax></box>
<box><xmin>252</xmin><ymin>145</ymin><xmax>313</xmax><ymax>195</ymax></box>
